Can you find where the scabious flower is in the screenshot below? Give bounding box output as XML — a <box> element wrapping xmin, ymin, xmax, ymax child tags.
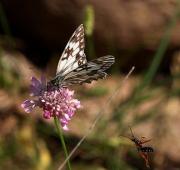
<box><xmin>21</xmin><ymin>76</ymin><xmax>81</xmax><ymax>130</ymax></box>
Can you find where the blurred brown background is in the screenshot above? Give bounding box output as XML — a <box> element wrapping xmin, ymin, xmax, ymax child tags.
<box><xmin>0</xmin><ymin>0</ymin><xmax>180</xmax><ymax>170</ymax></box>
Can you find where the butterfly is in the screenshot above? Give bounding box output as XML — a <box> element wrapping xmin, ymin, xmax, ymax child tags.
<box><xmin>48</xmin><ymin>24</ymin><xmax>115</xmax><ymax>88</ymax></box>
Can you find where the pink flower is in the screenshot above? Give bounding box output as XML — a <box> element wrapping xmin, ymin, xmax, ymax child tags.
<box><xmin>21</xmin><ymin>76</ymin><xmax>81</xmax><ymax>130</ymax></box>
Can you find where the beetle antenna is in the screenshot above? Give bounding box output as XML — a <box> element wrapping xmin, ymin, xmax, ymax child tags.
<box><xmin>129</xmin><ymin>126</ymin><xmax>135</xmax><ymax>138</ymax></box>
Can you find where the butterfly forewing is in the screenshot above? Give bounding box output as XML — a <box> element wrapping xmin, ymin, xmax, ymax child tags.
<box><xmin>56</xmin><ymin>24</ymin><xmax>87</xmax><ymax>76</ymax></box>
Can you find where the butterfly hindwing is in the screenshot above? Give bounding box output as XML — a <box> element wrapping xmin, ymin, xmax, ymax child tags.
<box><xmin>61</xmin><ymin>55</ymin><xmax>115</xmax><ymax>86</ymax></box>
<box><xmin>56</xmin><ymin>24</ymin><xmax>87</xmax><ymax>76</ymax></box>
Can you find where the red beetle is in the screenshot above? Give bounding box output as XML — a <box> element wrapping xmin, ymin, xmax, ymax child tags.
<box><xmin>128</xmin><ymin>127</ymin><xmax>153</xmax><ymax>168</ymax></box>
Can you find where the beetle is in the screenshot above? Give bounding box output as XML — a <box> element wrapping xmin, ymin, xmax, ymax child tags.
<box><xmin>128</xmin><ymin>127</ymin><xmax>153</xmax><ymax>168</ymax></box>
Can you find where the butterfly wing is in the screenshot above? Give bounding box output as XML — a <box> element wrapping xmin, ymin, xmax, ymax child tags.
<box><xmin>49</xmin><ymin>24</ymin><xmax>115</xmax><ymax>87</ymax></box>
<box><xmin>61</xmin><ymin>55</ymin><xmax>115</xmax><ymax>86</ymax></box>
<box><xmin>56</xmin><ymin>24</ymin><xmax>87</xmax><ymax>76</ymax></box>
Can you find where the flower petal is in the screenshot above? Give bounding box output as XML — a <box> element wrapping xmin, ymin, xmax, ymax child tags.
<box><xmin>41</xmin><ymin>75</ymin><xmax>46</xmax><ymax>88</ymax></box>
<box><xmin>62</xmin><ymin>125</ymin><xmax>69</xmax><ymax>131</ymax></box>
<box><xmin>22</xmin><ymin>76</ymin><xmax>81</xmax><ymax>131</ymax></box>
<box><xmin>43</xmin><ymin>110</ymin><xmax>51</xmax><ymax>119</ymax></box>
<box><xmin>21</xmin><ymin>100</ymin><xmax>36</xmax><ymax>113</ymax></box>
<box><xmin>30</xmin><ymin>76</ymin><xmax>46</xmax><ymax>96</ymax></box>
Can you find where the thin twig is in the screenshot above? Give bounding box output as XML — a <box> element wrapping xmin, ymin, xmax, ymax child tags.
<box><xmin>58</xmin><ymin>66</ymin><xmax>135</xmax><ymax>170</ymax></box>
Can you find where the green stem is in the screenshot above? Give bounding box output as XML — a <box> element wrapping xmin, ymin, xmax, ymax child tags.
<box><xmin>54</xmin><ymin>117</ymin><xmax>71</xmax><ymax>170</ymax></box>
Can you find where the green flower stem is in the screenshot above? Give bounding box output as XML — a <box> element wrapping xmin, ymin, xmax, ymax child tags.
<box><xmin>54</xmin><ymin>117</ymin><xmax>71</xmax><ymax>170</ymax></box>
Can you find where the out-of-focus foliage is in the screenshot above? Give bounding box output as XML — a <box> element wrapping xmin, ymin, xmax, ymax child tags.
<box><xmin>84</xmin><ymin>5</ymin><xmax>94</xmax><ymax>37</ymax></box>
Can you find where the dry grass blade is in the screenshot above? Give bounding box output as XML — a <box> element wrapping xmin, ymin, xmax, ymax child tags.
<box><xmin>58</xmin><ymin>66</ymin><xmax>135</xmax><ymax>170</ymax></box>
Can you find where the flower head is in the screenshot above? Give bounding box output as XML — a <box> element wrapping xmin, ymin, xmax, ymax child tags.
<box><xmin>21</xmin><ymin>76</ymin><xmax>81</xmax><ymax>130</ymax></box>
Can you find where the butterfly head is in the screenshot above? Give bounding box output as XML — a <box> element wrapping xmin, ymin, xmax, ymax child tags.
<box><xmin>47</xmin><ymin>75</ymin><xmax>66</xmax><ymax>90</ymax></box>
<box><xmin>47</xmin><ymin>78</ymin><xmax>59</xmax><ymax>90</ymax></box>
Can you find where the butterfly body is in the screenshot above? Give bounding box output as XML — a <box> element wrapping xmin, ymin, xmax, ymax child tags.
<box><xmin>49</xmin><ymin>75</ymin><xmax>65</xmax><ymax>87</ymax></box>
<box><xmin>47</xmin><ymin>24</ymin><xmax>115</xmax><ymax>88</ymax></box>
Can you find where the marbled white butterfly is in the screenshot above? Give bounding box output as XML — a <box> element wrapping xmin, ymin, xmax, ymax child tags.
<box><xmin>48</xmin><ymin>24</ymin><xmax>115</xmax><ymax>88</ymax></box>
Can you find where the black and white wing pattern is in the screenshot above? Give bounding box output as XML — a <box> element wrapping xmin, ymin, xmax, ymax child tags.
<box><xmin>56</xmin><ymin>24</ymin><xmax>86</xmax><ymax>76</ymax></box>
<box><xmin>49</xmin><ymin>24</ymin><xmax>115</xmax><ymax>87</ymax></box>
<box><xmin>61</xmin><ymin>55</ymin><xmax>115</xmax><ymax>86</ymax></box>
